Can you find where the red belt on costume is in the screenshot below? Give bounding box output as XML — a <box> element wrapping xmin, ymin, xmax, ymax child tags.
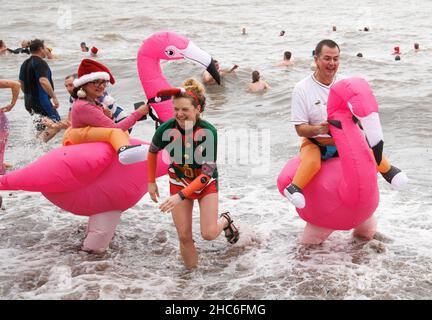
<box><xmin>168</xmin><ymin>165</ymin><xmax>218</xmax><ymax>200</ymax></box>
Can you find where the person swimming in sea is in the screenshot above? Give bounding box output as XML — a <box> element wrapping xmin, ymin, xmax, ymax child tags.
<box><xmin>202</xmin><ymin>60</ymin><xmax>238</xmax><ymax>85</ymax></box>
<box><xmin>81</xmin><ymin>42</ymin><xmax>89</xmax><ymax>52</ymax></box>
<box><xmin>277</xmin><ymin>51</ymin><xmax>294</xmax><ymax>67</ymax></box>
<box><xmin>247</xmin><ymin>71</ymin><xmax>270</xmax><ymax>93</ymax></box>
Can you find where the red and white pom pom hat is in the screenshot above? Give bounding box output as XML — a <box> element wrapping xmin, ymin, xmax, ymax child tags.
<box><xmin>73</xmin><ymin>59</ymin><xmax>115</xmax><ymax>88</ymax></box>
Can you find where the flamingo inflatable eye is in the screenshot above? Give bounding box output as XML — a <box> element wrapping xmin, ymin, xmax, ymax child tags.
<box><xmin>166</xmin><ymin>49</ymin><xmax>175</xmax><ymax>57</ymax></box>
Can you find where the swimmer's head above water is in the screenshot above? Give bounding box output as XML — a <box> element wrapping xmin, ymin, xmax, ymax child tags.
<box><xmin>80</xmin><ymin>42</ymin><xmax>89</xmax><ymax>52</ymax></box>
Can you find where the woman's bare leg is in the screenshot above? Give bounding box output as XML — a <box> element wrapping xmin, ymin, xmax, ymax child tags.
<box><xmin>198</xmin><ymin>193</ymin><xmax>227</xmax><ymax>241</ymax></box>
<box><xmin>171</xmin><ymin>199</ymin><xmax>197</xmax><ymax>269</ymax></box>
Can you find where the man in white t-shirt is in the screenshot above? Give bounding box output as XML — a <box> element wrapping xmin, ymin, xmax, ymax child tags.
<box><xmin>285</xmin><ymin>39</ymin><xmax>408</xmax><ymax>210</ymax></box>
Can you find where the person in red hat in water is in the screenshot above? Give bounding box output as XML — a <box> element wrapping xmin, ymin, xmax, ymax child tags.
<box><xmin>392</xmin><ymin>46</ymin><xmax>401</xmax><ymax>55</ymax></box>
<box><xmin>90</xmin><ymin>46</ymin><xmax>98</xmax><ymax>57</ymax></box>
<box><xmin>63</xmin><ymin>59</ymin><xmax>150</xmax><ymax>165</ymax></box>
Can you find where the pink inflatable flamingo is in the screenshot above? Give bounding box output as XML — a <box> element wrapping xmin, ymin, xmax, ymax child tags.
<box><xmin>0</xmin><ymin>139</ymin><xmax>168</xmax><ymax>215</ymax></box>
<box><xmin>0</xmin><ymin>31</ymin><xmax>219</xmax><ymax>252</ymax></box>
<box><xmin>277</xmin><ymin>78</ymin><xmax>390</xmax><ymax>244</ymax></box>
<box><xmin>137</xmin><ymin>31</ymin><xmax>220</xmax><ymax>123</ymax></box>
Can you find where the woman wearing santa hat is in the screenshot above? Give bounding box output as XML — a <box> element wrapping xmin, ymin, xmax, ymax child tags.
<box><xmin>63</xmin><ymin>58</ymin><xmax>150</xmax><ymax>165</ymax></box>
<box><xmin>61</xmin><ymin>59</ymin><xmax>152</xmax><ymax>253</ymax></box>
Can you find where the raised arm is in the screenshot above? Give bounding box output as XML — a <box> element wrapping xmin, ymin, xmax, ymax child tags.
<box><xmin>221</xmin><ymin>64</ymin><xmax>239</xmax><ymax>74</ymax></box>
<box><xmin>75</xmin><ymin>101</ymin><xmax>149</xmax><ymax>131</ymax></box>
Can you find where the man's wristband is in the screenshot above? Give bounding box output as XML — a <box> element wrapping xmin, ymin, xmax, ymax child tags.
<box><xmin>178</xmin><ymin>191</ymin><xmax>186</xmax><ymax>201</ymax></box>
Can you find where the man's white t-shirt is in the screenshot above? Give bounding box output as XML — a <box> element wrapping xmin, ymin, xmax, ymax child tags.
<box><xmin>291</xmin><ymin>73</ymin><xmax>346</xmax><ymax>137</ymax></box>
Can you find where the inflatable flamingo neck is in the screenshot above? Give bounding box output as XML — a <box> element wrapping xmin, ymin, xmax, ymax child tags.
<box><xmin>137</xmin><ymin>56</ymin><xmax>162</xmax><ymax>81</ymax></box>
<box><xmin>327</xmin><ymin>78</ymin><xmax>379</xmax><ymax>206</ymax></box>
<box><xmin>137</xmin><ymin>47</ymin><xmax>174</xmax><ymax>122</ymax></box>
<box><xmin>137</xmin><ymin>31</ymin><xmax>219</xmax><ymax>123</ymax></box>
<box><xmin>137</xmin><ymin>55</ymin><xmax>170</xmax><ymax>98</ymax></box>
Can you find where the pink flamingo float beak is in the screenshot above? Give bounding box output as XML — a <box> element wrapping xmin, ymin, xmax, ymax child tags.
<box><xmin>354</xmin><ymin>111</ymin><xmax>384</xmax><ymax>165</ymax></box>
<box><xmin>331</xmin><ymin>112</ymin><xmax>384</xmax><ymax>165</ymax></box>
<box><xmin>346</xmin><ymin>101</ymin><xmax>384</xmax><ymax>166</ymax></box>
<box><xmin>182</xmin><ymin>41</ymin><xmax>221</xmax><ymax>85</ymax></box>
<box><xmin>172</xmin><ymin>41</ymin><xmax>221</xmax><ymax>85</ymax></box>
<box><xmin>205</xmin><ymin>58</ymin><xmax>221</xmax><ymax>85</ymax></box>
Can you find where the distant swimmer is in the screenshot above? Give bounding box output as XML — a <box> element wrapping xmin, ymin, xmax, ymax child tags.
<box><xmin>6</xmin><ymin>40</ymin><xmax>31</xmax><ymax>55</ymax></box>
<box><xmin>241</xmin><ymin>27</ymin><xmax>247</xmax><ymax>35</ymax></box>
<box><xmin>21</xmin><ymin>40</ymin><xmax>30</xmax><ymax>50</ymax></box>
<box><xmin>202</xmin><ymin>60</ymin><xmax>238</xmax><ymax>85</ymax></box>
<box><xmin>12</xmin><ymin>39</ymin><xmax>54</xmax><ymax>59</ymax></box>
<box><xmin>247</xmin><ymin>71</ymin><xmax>270</xmax><ymax>93</ymax></box>
<box><xmin>90</xmin><ymin>46</ymin><xmax>98</xmax><ymax>57</ymax></box>
<box><xmin>332</xmin><ymin>26</ymin><xmax>337</xmax><ymax>31</ymax></box>
<box><xmin>45</xmin><ymin>46</ymin><xmax>54</xmax><ymax>60</ymax></box>
<box><xmin>278</xmin><ymin>51</ymin><xmax>294</xmax><ymax>67</ymax></box>
<box><xmin>392</xmin><ymin>46</ymin><xmax>401</xmax><ymax>55</ymax></box>
<box><xmin>279</xmin><ymin>30</ymin><xmax>285</xmax><ymax>36</ymax></box>
<box><xmin>310</xmin><ymin>50</ymin><xmax>317</xmax><ymax>71</ymax></box>
<box><xmin>15</xmin><ymin>40</ymin><xmax>54</xmax><ymax>59</ymax></box>
<box><xmin>414</xmin><ymin>43</ymin><xmax>420</xmax><ymax>52</ymax></box>
<box><xmin>1</xmin><ymin>40</ymin><xmax>30</xmax><ymax>55</ymax></box>
<box><xmin>80</xmin><ymin>42</ymin><xmax>89</xmax><ymax>52</ymax></box>
<box><xmin>395</xmin><ymin>55</ymin><xmax>401</xmax><ymax>61</ymax></box>
<box><xmin>357</xmin><ymin>53</ymin><xmax>363</xmax><ymax>57</ymax></box>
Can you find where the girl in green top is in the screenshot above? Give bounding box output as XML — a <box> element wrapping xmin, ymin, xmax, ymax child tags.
<box><xmin>147</xmin><ymin>79</ymin><xmax>239</xmax><ymax>269</ymax></box>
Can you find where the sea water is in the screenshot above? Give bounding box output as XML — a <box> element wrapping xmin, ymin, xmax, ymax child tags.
<box><xmin>0</xmin><ymin>0</ymin><xmax>431</xmax><ymax>299</ymax></box>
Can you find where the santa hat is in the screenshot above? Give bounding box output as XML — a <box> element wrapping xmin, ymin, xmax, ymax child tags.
<box><xmin>91</xmin><ymin>46</ymin><xmax>98</xmax><ymax>55</ymax></box>
<box><xmin>73</xmin><ymin>59</ymin><xmax>115</xmax><ymax>88</ymax></box>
